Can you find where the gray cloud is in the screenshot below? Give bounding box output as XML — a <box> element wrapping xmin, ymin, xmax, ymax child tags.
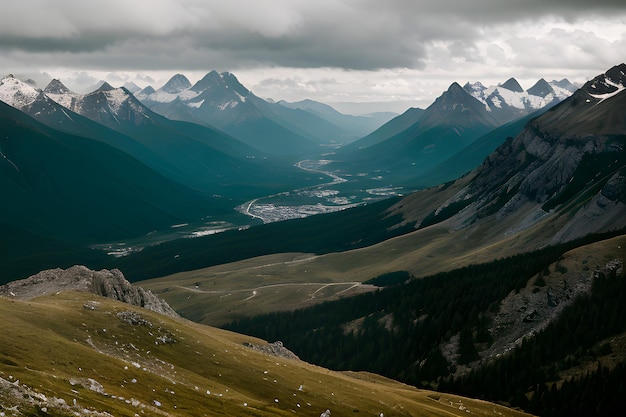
<box><xmin>1</xmin><ymin>0</ymin><xmax>624</xmax><ymax>72</ymax></box>
<box><xmin>1</xmin><ymin>0</ymin><xmax>625</xmax><ymax>111</ymax></box>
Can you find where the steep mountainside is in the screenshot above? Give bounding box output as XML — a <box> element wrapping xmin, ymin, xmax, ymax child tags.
<box><xmin>2</xmin><ymin>76</ymin><xmax>320</xmax><ymax>199</ymax></box>
<box><xmin>329</xmin><ymin>75</ymin><xmax>575</xmax><ymax>187</ymax></box>
<box><xmin>434</xmin><ymin>63</ymin><xmax>626</xmax><ymax>243</ymax></box>
<box><xmin>138</xmin><ymin>64</ymin><xmax>626</xmax><ymax>327</ymax></box>
<box><xmin>330</xmin><ymin>82</ymin><xmax>502</xmax><ymax>184</ymax></box>
<box><xmin>414</xmin><ymin>107</ymin><xmax>552</xmax><ymax>187</ymax></box>
<box><xmin>0</xmin><ymin>101</ymin><xmax>213</xmax><ymax>245</ymax></box>
<box><xmin>0</xmin><ymin>269</ymin><xmax>531</xmax><ymax>417</ymax></box>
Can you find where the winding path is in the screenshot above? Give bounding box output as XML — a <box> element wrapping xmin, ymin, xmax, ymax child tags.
<box><xmin>175</xmin><ymin>281</ymin><xmax>367</xmax><ymax>301</ymax></box>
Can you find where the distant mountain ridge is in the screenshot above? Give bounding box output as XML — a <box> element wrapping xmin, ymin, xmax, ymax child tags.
<box><xmin>331</xmin><ymin>81</ymin><xmax>504</xmax><ymax>185</ymax></box>
<box><xmin>330</xmin><ymin>75</ymin><xmax>576</xmax><ymax>187</ymax></box>
<box><xmin>137</xmin><ymin>71</ymin><xmax>351</xmax><ymax>155</ymax></box>
<box><xmin>277</xmin><ymin>98</ymin><xmax>397</xmax><ymax>138</ymax></box>
<box><xmin>463</xmin><ymin>76</ymin><xmax>576</xmax><ymax>124</ymax></box>
<box><xmin>1</xmin><ymin>75</ymin><xmax>318</xmax><ymax>199</ymax></box>
<box><xmin>397</xmin><ymin>63</ymin><xmax>626</xmax><ymax>243</ymax></box>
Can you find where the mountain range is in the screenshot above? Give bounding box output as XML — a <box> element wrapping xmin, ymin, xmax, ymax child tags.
<box><xmin>0</xmin><ymin>62</ymin><xmax>624</xmax><ymax>417</ymax></box>
<box><xmin>0</xmin><ymin>74</ymin><xmax>325</xmax><ymax>274</ymax></box>
<box><xmin>40</xmin><ymin>78</ymin><xmax>318</xmax><ymax>195</ymax></box>
<box><xmin>137</xmin><ymin>71</ymin><xmax>359</xmax><ymax>155</ymax></box>
<box><xmin>135</xmin><ymin>64</ymin><xmax>625</xmax><ymax>417</ymax></box>
<box><xmin>463</xmin><ymin>76</ymin><xmax>576</xmax><ymax>123</ymax></box>
<box><xmin>0</xmin><ymin>67</ymin><xmax>587</xmax><ymax>280</ymax></box>
<box><xmin>133</xmin><ymin>63</ymin><xmax>626</xmax><ymax>307</ymax></box>
<box><xmin>0</xmin><ymin>75</ymin><xmax>316</xmax><ymax>196</ymax></box>
<box><xmin>330</xmin><ymin>76</ymin><xmax>577</xmax><ymax>187</ymax></box>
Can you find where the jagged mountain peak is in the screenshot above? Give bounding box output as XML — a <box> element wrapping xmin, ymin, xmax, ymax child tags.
<box><xmin>448</xmin><ymin>81</ymin><xmax>466</xmax><ymax>92</ymax></box>
<box><xmin>190</xmin><ymin>70</ymin><xmax>249</xmax><ymax>96</ymax></box>
<box><xmin>0</xmin><ymin>74</ymin><xmax>40</xmax><ymax>108</ymax></box>
<box><xmin>584</xmin><ymin>63</ymin><xmax>626</xmax><ymax>97</ymax></box>
<box><xmin>464</xmin><ymin>81</ymin><xmax>486</xmax><ymax>90</ymax></box>
<box><xmin>160</xmin><ymin>73</ymin><xmax>192</xmax><ymax>94</ymax></box>
<box><xmin>139</xmin><ymin>85</ymin><xmax>156</xmax><ymax>95</ymax></box>
<box><xmin>552</xmin><ymin>78</ymin><xmax>577</xmax><ymax>92</ymax></box>
<box><xmin>190</xmin><ymin>70</ymin><xmax>223</xmax><ymax>92</ymax></box>
<box><xmin>96</xmin><ymin>81</ymin><xmax>115</xmax><ymax>92</ymax></box>
<box><xmin>527</xmin><ymin>78</ymin><xmax>554</xmax><ymax>97</ymax></box>
<box><xmin>499</xmin><ymin>77</ymin><xmax>524</xmax><ymax>92</ymax></box>
<box><xmin>432</xmin><ymin>81</ymin><xmax>484</xmax><ymax>111</ymax></box>
<box><xmin>43</xmin><ymin>78</ymin><xmax>72</xmax><ymax>95</ymax></box>
<box><xmin>462</xmin><ymin>81</ymin><xmax>487</xmax><ymax>96</ymax></box>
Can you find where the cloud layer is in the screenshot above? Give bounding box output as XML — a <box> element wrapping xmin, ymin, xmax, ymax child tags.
<box><xmin>1</xmin><ymin>0</ymin><xmax>625</xmax><ymax>110</ymax></box>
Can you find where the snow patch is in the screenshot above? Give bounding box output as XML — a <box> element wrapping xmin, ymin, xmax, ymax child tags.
<box><xmin>104</xmin><ymin>88</ymin><xmax>130</xmax><ymax>114</ymax></box>
<box><xmin>235</xmin><ymin>91</ymin><xmax>247</xmax><ymax>102</ymax></box>
<box><xmin>219</xmin><ymin>100</ymin><xmax>238</xmax><ymax>110</ymax></box>
<box><xmin>589</xmin><ymin>78</ymin><xmax>625</xmax><ymax>103</ymax></box>
<box><xmin>187</xmin><ymin>99</ymin><xmax>204</xmax><ymax>108</ymax></box>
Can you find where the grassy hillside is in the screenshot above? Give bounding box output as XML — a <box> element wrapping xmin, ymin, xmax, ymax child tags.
<box><xmin>137</xmin><ymin>170</ymin><xmax>589</xmax><ymax>327</ymax></box>
<box><xmin>0</xmin><ymin>292</ymin><xmax>532</xmax><ymax>417</ymax></box>
<box><xmin>105</xmin><ymin>197</ymin><xmax>413</xmax><ymax>282</ymax></box>
<box><xmin>223</xmin><ymin>235</ymin><xmax>626</xmax><ymax>417</ymax></box>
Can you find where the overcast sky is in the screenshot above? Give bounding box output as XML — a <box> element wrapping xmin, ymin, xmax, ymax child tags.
<box><xmin>1</xmin><ymin>0</ymin><xmax>625</xmax><ymax>113</ymax></box>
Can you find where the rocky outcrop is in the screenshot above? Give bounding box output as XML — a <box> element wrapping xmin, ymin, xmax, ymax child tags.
<box><xmin>0</xmin><ymin>265</ymin><xmax>178</xmax><ymax>318</ymax></box>
<box><xmin>483</xmin><ymin>259</ymin><xmax>623</xmax><ymax>362</ymax></box>
<box><xmin>243</xmin><ymin>341</ymin><xmax>300</xmax><ymax>361</ymax></box>
<box><xmin>550</xmin><ymin>171</ymin><xmax>626</xmax><ymax>243</ymax></box>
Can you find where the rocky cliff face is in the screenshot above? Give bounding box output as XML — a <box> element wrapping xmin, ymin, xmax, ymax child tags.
<box><xmin>483</xmin><ymin>257</ymin><xmax>623</xmax><ymax>363</ymax></box>
<box><xmin>0</xmin><ymin>265</ymin><xmax>178</xmax><ymax>317</ymax></box>
<box><xmin>431</xmin><ymin>64</ymin><xmax>626</xmax><ymax>243</ymax></box>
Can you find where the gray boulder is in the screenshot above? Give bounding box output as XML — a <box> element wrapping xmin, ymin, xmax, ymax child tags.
<box><xmin>0</xmin><ymin>265</ymin><xmax>178</xmax><ymax>318</ymax></box>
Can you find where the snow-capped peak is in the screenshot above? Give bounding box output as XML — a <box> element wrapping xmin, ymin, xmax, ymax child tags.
<box><xmin>463</xmin><ymin>81</ymin><xmax>487</xmax><ymax>96</ymax></box>
<box><xmin>463</xmin><ymin>77</ymin><xmax>574</xmax><ymax>114</ymax></box>
<box><xmin>43</xmin><ymin>79</ymin><xmax>78</xmax><ymax>109</ymax></box>
<box><xmin>43</xmin><ymin>79</ymin><xmax>72</xmax><ymax>95</ymax></box>
<box><xmin>0</xmin><ymin>74</ymin><xmax>40</xmax><ymax>109</ymax></box>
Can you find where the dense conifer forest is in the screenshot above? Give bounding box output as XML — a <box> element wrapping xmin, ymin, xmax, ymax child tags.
<box><xmin>225</xmin><ymin>232</ymin><xmax>626</xmax><ymax>416</ymax></box>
